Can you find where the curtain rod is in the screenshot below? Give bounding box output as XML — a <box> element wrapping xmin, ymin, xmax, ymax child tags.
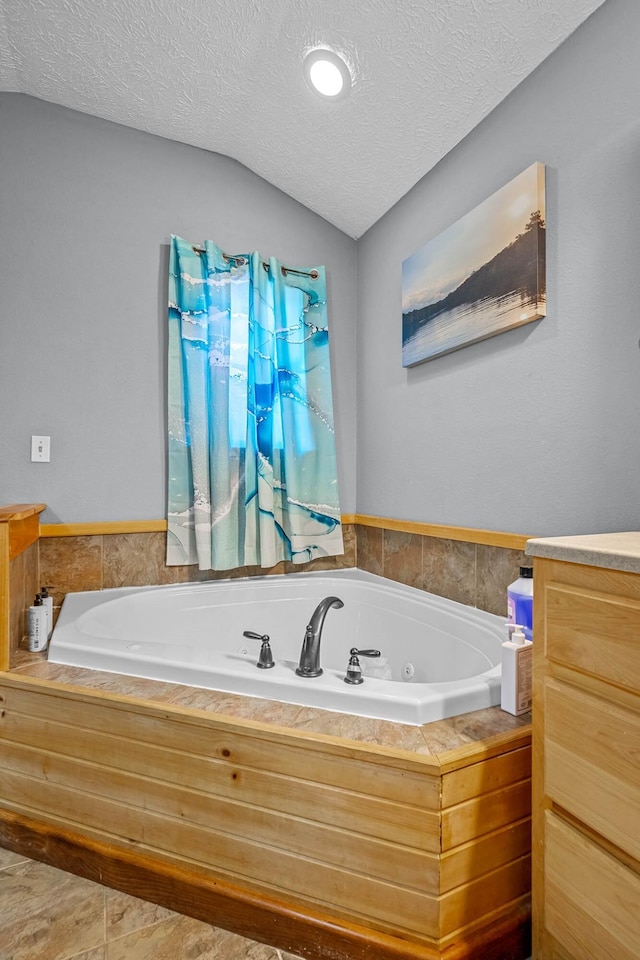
<box><xmin>191</xmin><ymin>245</ymin><xmax>319</xmax><ymax>280</ymax></box>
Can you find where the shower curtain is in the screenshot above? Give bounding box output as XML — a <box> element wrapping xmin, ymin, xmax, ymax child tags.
<box><xmin>166</xmin><ymin>235</ymin><xmax>344</xmax><ymax>570</ymax></box>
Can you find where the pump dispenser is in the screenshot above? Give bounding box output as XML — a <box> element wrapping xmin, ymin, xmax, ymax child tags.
<box><xmin>40</xmin><ymin>585</ymin><xmax>53</xmax><ymax>640</ymax></box>
<box><xmin>500</xmin><ymin>623</ymin><xmax>532</xmax><ymax>716</ymax></box>
<box><xmin>27</xmin><ymin>594</ymin><xmax>48</xmax><ymax>652</ymax></box>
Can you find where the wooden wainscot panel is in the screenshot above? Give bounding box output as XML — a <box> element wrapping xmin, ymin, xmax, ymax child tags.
<box><xmin>1</xmin><ymin>708</ymin><xmax>439</xmax><ymax>851</ymax></box>
<box><xmin>440</xmin><ymin>779</ymin><xmax>531</xmax><ymax>851</ymax></box>
<box><xmin>440</xmin><ymin>819</ymin><xmax>531</xmax><ymax>894</ymax></box>
<box><xmin>0</xmin><ymin>810</ymin><xmax>447</xmax><ymax>960</ymax></box>
<box><xmin>0</xmin><ymin>737</ymin><xmax>438</xmax><ymax>891</ymax></box>
<box><xmin>544</xmin><ymin>677</ymin><xmax>640</xmax><ymax>862</ymax></box>
<box><xmin>439</xmin><ymin>856</ymin><xmax>531</xmax><ymax>940</ymax></box>
<box><xmin>0</xmin><ymin>677</ymin><xmax>440</xmax><ymax>805</ymax></box>
<box><xmin>441</xmin><ymin>745</ymin><xmax>532</xmax><ymax>807</ymax></box>
<box><xmin>0</xmin><ymin>676</ymin><xmax>442</xmax><ymax>941</ymax></box>
<box><xmin>0</xmin><ymin>766</ymin><xmax>438</xmax><ymax>939</ymax></box>
<box><xmin>544</xmin><ymin>811</ymin><xmax>640</xmax><ymax>960</ymax></box>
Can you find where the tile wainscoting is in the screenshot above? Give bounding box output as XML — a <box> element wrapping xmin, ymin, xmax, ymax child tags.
<box><xmin>356</xmin><ymin>523</ymin><xmax>529</xmax><ymax>617</ymax></box>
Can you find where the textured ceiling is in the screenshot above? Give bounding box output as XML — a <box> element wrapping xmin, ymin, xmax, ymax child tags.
<box><xmin>0</xmin><ymin>0</ymin><xmax>606</xmax><ymax>237</ymax></box>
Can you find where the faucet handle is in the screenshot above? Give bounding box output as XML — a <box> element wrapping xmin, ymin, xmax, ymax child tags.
<box><xmin>243</xmin><ymin>630</ymin><xmax>269</xmax><ymax>641</ymax></box>
<box><xmin>242</xmin><ymin>630</ymin><xmax>275</xmax><ymax>669</ymax></box>
<box><xmin>344</xmin><ymin>648</ymin><xmax>382</xmax><ymax>685</ymax></box>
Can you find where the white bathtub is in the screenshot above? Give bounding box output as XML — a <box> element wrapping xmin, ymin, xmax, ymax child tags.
<box><xmin>48</xmin><ymin>569</ymin><xmax>505</xmax><ymax>725</ymax></box>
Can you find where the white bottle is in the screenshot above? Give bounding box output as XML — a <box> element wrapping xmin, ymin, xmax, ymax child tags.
<box><xmin>40</xmin><ymin>585</ymin><xmax>53</xmax><ymax>640</ymax></box>
<box><xmin>500</xmin><ymin>624</ymin><xmax>533</xmax><ymax>716</ymax></box>
<box><xmin>27</xmin><ymin>594</ymin><xmax>48</xmax><ymax>653</ymax></box>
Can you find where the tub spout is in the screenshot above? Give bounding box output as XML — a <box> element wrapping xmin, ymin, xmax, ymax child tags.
<box><xmin>296</xmin><ymin>596</ymin><xmax>344</xmax><ymax>678</ymax></box>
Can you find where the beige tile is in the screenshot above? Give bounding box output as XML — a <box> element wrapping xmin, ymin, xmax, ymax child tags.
<box><xmin>340</xmin><ymin>522</ymin><xmax>357</xmax><ymax>568</ymax></box>
<box><xmin>63</xmin><ymin>671</ymin><xmax>178</xmax><ymax>701</ymax></box>
<box><xmin>39</xmin><ymin>536</ymin><xmax>103</xmax><ymax>605</ymax></box>
<box><xmin>422</xmin><ymin>537</ymin><xmax>476</xmax><ymax>606</ymax></box>
<box><xmin>106</xmin><ymin>889</ymin><xmax>175</xmax><ymax>941</ymax></box>
<box><xmin>0</xmin><ymin>846</ymin><xmax>31</xmax><ymax>871</ymax></box>
<box><xmin>9</xmin><ymin>662</ymin><xmax>97</xmax><ymax>683</ymax></box>
<box><xmin>105</xmin><ymin>914</ymin><xmax>280</xmax><ymax>960</ymax></box>
<box><xmin>355</xmin><ymin>524</ymin><xmax>382</xmax><ymax>576</ymax></box>
<box><xmin>475</xmin><ymin>545</ymin><xmax>528</xmax><ymax>616</ymax></box>
<box><xmin>420</xmin><ymin>706</ymin><xmax>531</xmax><ymax>754</ymax></box>
<box><xmin>166</xmin><ymin>688</ymin><xmax>306</xmax><ymax>728</ymax></box>
<box><xmin>10</xmin><ymin>662</ymin><xmax>178</xmax><ymax>701</ymax></box>
<box><xmin>204</xmin><ymin>927</ymin><xmax>280</xmax><ymax>959</ymax></box>
<box><xmin>290</xmin><ymin>706</ymin><xmax>431</xmax><ymax>752</ymax></box>
<box><xmin>213</xmin><ymin>696</ymin><xmax>306</xmax><ymax>726</ymax></box>
<box><xmin>65</xmin><ymin>949</ymin><xmax>106</xmax><ymax>960</ymax></box>
<box><xmin>102</xmin><ymin>533</ymin><xmax>186</xmax><ymax>589</ymax></box>
<box><xmin>0</xmin><ymin>859</ymin><xmax>105</xmax><ymax>960</ymax></box>
<box><xmin>382</xmin><ymin>529</ymin><xmax>423</xmax><ymax>589</ymax></box>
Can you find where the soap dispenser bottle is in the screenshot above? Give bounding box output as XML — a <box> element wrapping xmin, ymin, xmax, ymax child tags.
<box><xmin>500</xmin><ymin>624</ymin><xmax>533</xmax><ymax>716</ymax></box>
<box><xmin>40</xmin><ymin>585</ymin><xmax>53</xmax><ymax>640</ymax></box>
<box><xmin>27</xmin><ymin>594</ymin><xmax>48</xmax><ymax>653</ymax></box>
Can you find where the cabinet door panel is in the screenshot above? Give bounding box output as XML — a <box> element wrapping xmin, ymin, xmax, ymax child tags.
<box><xmin>545</xmin><ymin>678</ymin><xmax>640</xmax><ymax>861</ymax></box>
<box><xmin>545</xmin><ymin>583</ymin><xmax>640</xmax><ymax>694</ymax></box>
<box><xmin>545</xmin><ymin>811</ymin><xmax>640</xmax><ymax>960</ymax></box>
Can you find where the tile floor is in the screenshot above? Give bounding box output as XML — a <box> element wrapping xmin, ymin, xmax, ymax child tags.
<box><xmin>0</xmin><ymin>847</ymin><xmax>303</xmax><ymax>960</ymax></box>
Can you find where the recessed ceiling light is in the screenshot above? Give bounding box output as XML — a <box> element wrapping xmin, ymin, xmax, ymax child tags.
<box><xmin>303</xmin><ymin>48</ymin><xmax>352</xmax><ymax>100</ymax></box>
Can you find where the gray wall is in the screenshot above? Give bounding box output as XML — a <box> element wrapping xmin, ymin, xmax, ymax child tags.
<box><xmin>3</xmin><ymin>0</ymin><xmax>640</xmax><ymax>537</ymax></box>
<box><xmin>357</xmin><ymin>0</ymin><xmax>640</xmax><ymax>537</ymax></box>
<box><xmin>0</xmin><ymin>95</ymin><xmax>357</xmax><ymax>523</ymax></box>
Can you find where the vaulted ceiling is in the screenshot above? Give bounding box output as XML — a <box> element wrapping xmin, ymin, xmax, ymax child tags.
<box><xmin>0</xmin><ymin>0</ymin><xmax>607</xmax><ymax>237</ymax></box>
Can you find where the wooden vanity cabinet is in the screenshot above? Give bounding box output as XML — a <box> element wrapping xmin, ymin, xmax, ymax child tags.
<box><xmin>532</xmin><ymin>555</ymin><xmax>640</xmax><ymax>959</ymax></box>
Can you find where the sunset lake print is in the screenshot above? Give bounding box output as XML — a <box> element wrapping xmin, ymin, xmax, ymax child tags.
<box><xmin>402</xmin><ymin>162</ymin><xmax>546</xmax><ymax>365</ymax></box>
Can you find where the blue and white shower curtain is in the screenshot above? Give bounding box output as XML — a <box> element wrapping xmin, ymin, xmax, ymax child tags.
<box><xmin>167</xmin><ymin>235</ymin><xmax>343</xmax><ymax>570</ymax></box>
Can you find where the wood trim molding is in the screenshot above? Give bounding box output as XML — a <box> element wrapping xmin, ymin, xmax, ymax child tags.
<box><xmin>353</xmin><ymin>515</ymin><xmax>532</xmax><ymax>552</ymax></box>
<box><xmin>38</xmin><ymin>514</ymin><xmax>528</xmax><ymax>549</ymax></box>
<box><xmin>40</xmin><ymin>519</ymin><xmax>168</xmax><ymax>537</ymax></box>
<box><xmin>40</xmin><ymin>516</ymin><xmax>358</xmax><ymax>537</ymax></box>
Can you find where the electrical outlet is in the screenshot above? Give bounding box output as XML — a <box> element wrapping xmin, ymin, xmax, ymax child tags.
<box><xmin>31</xmin><ymin>436</ymin><xmax>51</xmax><ymax>462</ymax></box>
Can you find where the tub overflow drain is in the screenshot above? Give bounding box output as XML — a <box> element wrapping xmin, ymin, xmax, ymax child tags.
<box><xmin>402</xmin><ymin>662</ymin><xmax>415</xmax><ymax>681</ymax></box>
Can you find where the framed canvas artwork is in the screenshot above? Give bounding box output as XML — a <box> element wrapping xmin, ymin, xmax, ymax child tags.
<box><xmin>402</xmin><ymin>162</ymin><xmax>546</xmax><ymax>366</ymax></box>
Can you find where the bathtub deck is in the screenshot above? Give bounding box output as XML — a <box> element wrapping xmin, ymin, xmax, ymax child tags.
<box><xmin>0</xmin><ymin>656</ymin><xmax>532</xmax><ymax>960</ymax></box>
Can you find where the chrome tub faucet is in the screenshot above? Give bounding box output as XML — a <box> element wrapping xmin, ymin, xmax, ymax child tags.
<box><xmin>296</xmin><ymin>596</ymin><xmax>344</xmax><ymax>678</ymax></box>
